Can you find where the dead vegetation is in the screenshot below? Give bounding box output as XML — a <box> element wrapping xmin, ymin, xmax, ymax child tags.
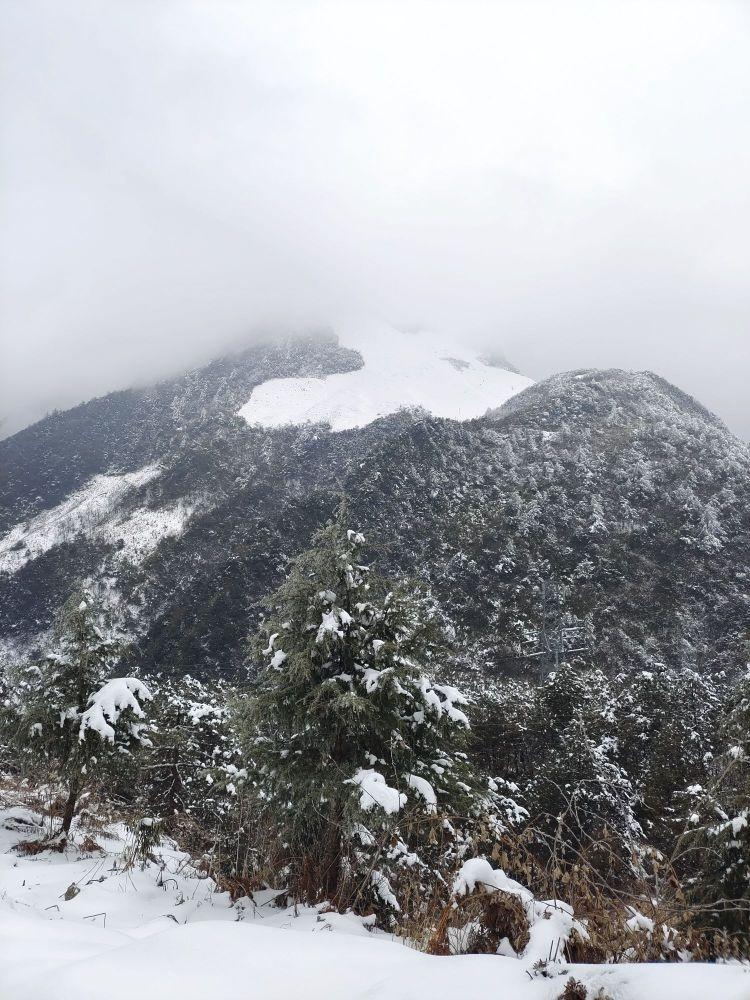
<box><xmin>427</xmin><ymin>887</ymin><xmax>531</xmax><ymax>956</ymax></box>
<box><xmin>558</xmin><ymin>979</ymin><xmax>587</xmax><ymax>1000</ymax></box>
<box><xmin>15</xmin><ymin>837</ymin><xmax>59</xmax><ymax>856</ymax></box>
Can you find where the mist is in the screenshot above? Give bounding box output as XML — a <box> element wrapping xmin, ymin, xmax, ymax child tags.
<box><xmin>1</xmin><ymin>0</ymin><xmax>749</xmax><ymax>438</ymax></box>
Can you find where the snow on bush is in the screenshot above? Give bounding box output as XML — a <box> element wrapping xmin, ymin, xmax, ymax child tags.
<box><xmin>372</xmin><ymin>870</ymin><xmax>401</xmax><ymax>911</ymax></box>
<box><xmin>625</xmin><ymin>906</ymin><xmax>656</xmax><ymax>935</ymax></box>
<box><xmin>406</xmin><ymin>774</ymin><xmax>437</xmax><ymax>812</ymax></box>
<box><xmin>452</xmin><ymin>858</ymin><xmax>588</xmax><ymax>965</ymax></box>
<box><xmin>349</xmin><ymin>769</ymin><xmax>406</xmax><ymax>815</ymax></box>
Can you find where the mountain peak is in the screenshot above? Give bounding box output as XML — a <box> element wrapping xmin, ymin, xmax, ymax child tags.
<box><xmin>493</xmin><ymin>367</ymin><xmax>733</xmax><ymax>436</ymax></box>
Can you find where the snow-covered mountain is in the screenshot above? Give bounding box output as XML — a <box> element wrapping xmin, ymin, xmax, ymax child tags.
<box><xmin>1</xmin><ymin>331</ymin><xmax>749</xmax><ymax>689</ymax></box>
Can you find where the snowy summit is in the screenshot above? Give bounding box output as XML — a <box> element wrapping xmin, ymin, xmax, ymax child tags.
<box><xmin>238</xmin><ymin>322</ymin><xmax>533</xmax><ymax>431</ymax></box>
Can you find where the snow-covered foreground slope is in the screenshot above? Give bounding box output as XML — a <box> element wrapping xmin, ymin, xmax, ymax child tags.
<box><xmin>9</xmin><ymin>915</ymin><xmax>749</xmax><ymax>1000</ymax></box>
<box><xmin>1</xmin><ymin>803</ymin><xmax>747</xmax><ymax>1000</ymax></box>
<box><xmin>239</xmin><ymin>322</ymin><xmax>533</xmax><ymax>431</ymax></box>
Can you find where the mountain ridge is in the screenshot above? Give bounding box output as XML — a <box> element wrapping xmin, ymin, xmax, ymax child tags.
<box><xmin>1</xmin><ymin>340</ymin><xmax>748</xmax><ymax>691</ymax></box>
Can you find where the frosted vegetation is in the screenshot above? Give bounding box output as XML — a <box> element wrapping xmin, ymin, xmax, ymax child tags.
<box><xmin>1</xmin><ymin>511</ymin><xmax>749</xmax><ymax>998</ymax></box>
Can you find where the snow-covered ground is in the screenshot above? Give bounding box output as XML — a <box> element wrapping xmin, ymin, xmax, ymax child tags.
<box><xmin>0</xmin><ymin>465</ymin><xmax>193</xmax><ymax>575</ymax></box>
<box><xmin>1</xmin><ymin>798</ymin><xmax>747</xmax><ymax>1000</ymax></box>
<box><xmin>239</xmin><ymin>321</ymin><xmax>534</xmax><ymax>431</ymax></box>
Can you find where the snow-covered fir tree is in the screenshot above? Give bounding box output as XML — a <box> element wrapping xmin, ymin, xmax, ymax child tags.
<box><xmin>234</xmin><ymin>512</ymin><xmax>523</xmax><ymax>920</ymax></box>
<box><xmin>528</xmin><ymin>717</ymin><xmax>643</xmax><ymax>879</ymax></box>
<box><xmin>676</xmin><ymin>667</ymin><xmax>750</xmax><ymax>944</ymax></box>
<box><xmin>520</xmin><ymin>663</ymin><xmax>644</xmax><ymax>877</ymax></box>
<box><xmin>613</xmin><ymin>661</ymin><xmax>722</xmax><ymax>849</ymax></box>
<box><xmin>11</xmin><ymin>588</ymin><xmax>152</xmax><ymax>836</ymax></box>
<box><xmin>140</xmin><ymin>672</ymin><xmax>240</xmax><ymax>827</ymax></box>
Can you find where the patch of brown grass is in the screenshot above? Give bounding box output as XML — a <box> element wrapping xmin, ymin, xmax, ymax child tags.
<box><xmin>78</xmin><ymin>834</ymin><xmax>103</xmax><ymax>854</ymax></box>
<box><xmin>427</xmin><ymin>887</ymin><xmax>531</xmax><ymax>956</ymax></box>
<box><xmin>558</xmin><ymin>979</ymin><xmax>587</xmax><ymax>1000</ymax></box>
<box><xmin>15</xmin><ymin>838</ymin><xmax>64</xmax><ymax>856</ymax></box>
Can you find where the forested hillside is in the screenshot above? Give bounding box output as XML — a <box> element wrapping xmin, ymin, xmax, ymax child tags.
<box><xmin>2</xmin><ymin>342</ymin><xmax>748</xmax><ymax>691</ymax></box>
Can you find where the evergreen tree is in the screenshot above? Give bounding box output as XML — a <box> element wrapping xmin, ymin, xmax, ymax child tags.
<box><xmin>529</xmin><ymin>718</ymin><xmax>643</xmax><ymax>878</ymax></box>
<box><xmin>615</xmin><ymin>662</ymin><xmax>720</xmax><ymax>847</ymax></box>
<box><xmin>234</xmin><ymin>513</ymin><xmax>522</xmax><ymax>917</ymax></box>
<box><xmin>12</xmin><ymin>588</ymin><xmax>151</xmax><ymax>836</ymax></box>
<box><xmin>676</xmin><ymin>669</ymin><xmax>750</xmax><ymax>944</ymax></box>
<box><xmin>140</xmin><ymin>672</ymin><xmax>239</xmax><ymax>827</ymax></box>
<box><xmin>526</xmin><ymin>664</ymin><xmax>643</xmax><ymax>876</ymax></box>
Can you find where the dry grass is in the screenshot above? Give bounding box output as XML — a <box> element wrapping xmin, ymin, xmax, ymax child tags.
<box><xmin>14</xmin><ymin>837</ymin><xmax>61</xmax><ymax>856</ymax></box>
<box><xmin>3</xmin><ymin>770</ymin><xmax>745</xmax><ymax>964</ymax></box>
<box><xmin>78</xmin><ymin>834</ymin><xmax>104</xmax><ymax>854</ymax></box>
<box><xmin>558</xmin><ymin>979</ymin><xmax>587</xmax><ymax>1000</ymax></box>
<box><xmin>427</xmin><ymin>887</ymin><xmax>531</xmax><ymax>956</ymax></box>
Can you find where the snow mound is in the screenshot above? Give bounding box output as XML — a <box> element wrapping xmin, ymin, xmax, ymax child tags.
<box><xmin>239</xmin><ymin>322</ymin><xmax>533</xmax><ymax>432</ymax></box>
<box><xmin>0</xmin><ymin>466</ymin><xmax>193</xmax><ymax>575</ymax></box>
<box><xmin>453</xmin><ymin>857</ymin><xmax>586</xmax><ymax>966</ymax></box>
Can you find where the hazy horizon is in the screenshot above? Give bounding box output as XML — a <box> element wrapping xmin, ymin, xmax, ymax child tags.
<box><xmin>2</xmin><ymin>1</ymin><xmax>749</xmax><ymax>439</ymax></box>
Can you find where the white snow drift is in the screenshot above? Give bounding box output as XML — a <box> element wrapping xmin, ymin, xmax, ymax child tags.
<box><xmin>1</xmin><ymin>802</ymin><xmax>748</xmax><ymax>1000</ymax></box>
<box><xmin>239</xmin><ymin>322</ymin><xmax>533</xmax><ymax>432</ymax></box>
<box><xmin>0</xmin><ymin>465</ymin><xmax>193</xmax><ymax>575</ymax></box>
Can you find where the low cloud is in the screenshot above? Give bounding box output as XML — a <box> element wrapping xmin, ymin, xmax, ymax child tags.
<box><xmin>2</xmin><ymin>1</ymin><xmax>749</xmax><ymax>436</ymax></box>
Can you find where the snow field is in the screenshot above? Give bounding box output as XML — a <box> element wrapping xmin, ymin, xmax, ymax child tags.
<box><xmin>0</xmin><ymin>465</ymin><xmax>193</xmax><ymax>575</ymax></box>
<box><xmin>1</xmin><ymin>801</ymin><xmax>748</xmax><ymax>1000</ymax></box>
<box><xmin>239</xmin><ymin>321</ymin><xmax>533</xmax><ymax>431</ymax></box>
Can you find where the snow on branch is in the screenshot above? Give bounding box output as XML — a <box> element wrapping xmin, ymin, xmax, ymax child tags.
<box><xmin>406</xmin><ymin>773</ymin><xmax>437</xmax><ymax>812</ymax></box>
<box><xmin>79</xmin><ymin>677</ymin><xmax>152</xmax><ymax>744</ymax></box>
<box><xmin>349</xmin><ymin>768</ymin><xmax>406</xmax><ymax>815</ymax></box>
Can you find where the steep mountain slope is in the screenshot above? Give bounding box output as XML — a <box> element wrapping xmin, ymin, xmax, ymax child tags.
<box><xmin>353</xmin><ymin>369</ymin><xmax>750</xmax><ymax>684</ymax></box>
<box><xmin>0</xmin><ymin>334</ymin><xmax>361</xmax><ymax>533</ymax></box>
<box><xmin>1</xmin><ymin>334</ymin><xmax>748</xmax><ymax>691</ymax></box>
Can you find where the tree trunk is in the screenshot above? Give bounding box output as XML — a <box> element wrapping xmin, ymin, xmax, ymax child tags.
<box><xmin>320</xmin><ymin>799</ymin><xmax>344</xmax><ymax>903</ymax></box>
<box><xmin>61</xmin><ymin>773</ymin><xmax>80</xmax><ymax>836</ymax></box>
<box><xmin>167</xmin><ymin>745</ymin><xmax>183</xmax><ymax>816</ymax></box>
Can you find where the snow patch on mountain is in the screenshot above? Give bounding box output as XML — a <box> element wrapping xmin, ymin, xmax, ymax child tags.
<box><xmin>0</xmin><ymin>465</ymin><xmax>192</xmax><ymax>575</ymax></box>
<box><xmin>98</xmin><ymin>500</ymin><xmax>194</xmax><ymax>564</ymax></box>
<box><xmin>239</xmin><ymin>322</ymin><xmax>533</xmax><ymax>432</ymax></box>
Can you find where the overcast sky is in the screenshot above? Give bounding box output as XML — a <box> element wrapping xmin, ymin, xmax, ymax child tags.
<box><xmin>1</xmin><ymin>0</ymin><xmax>749</xmax><ymax>438</ymax></box>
